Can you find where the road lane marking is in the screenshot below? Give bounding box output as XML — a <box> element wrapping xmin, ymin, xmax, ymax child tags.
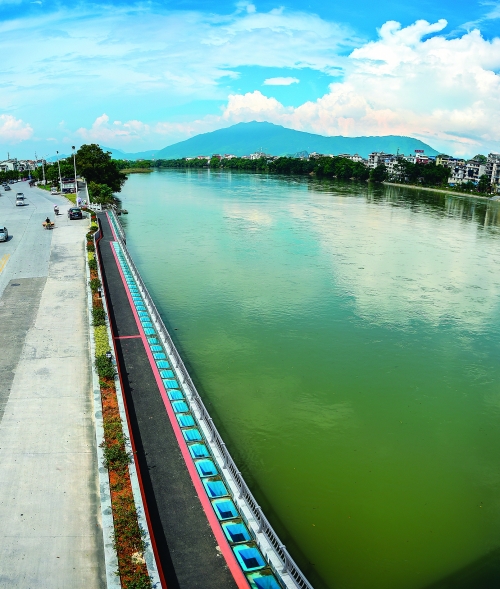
<box><xmin>0</xmin><ymin>254</ymin><xmax>10</xmax><ymax>274</ymax></box>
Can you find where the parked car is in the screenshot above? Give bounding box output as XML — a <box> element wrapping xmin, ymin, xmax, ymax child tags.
<box><xmin>15</xmin><ymin>193</ymin><xmax>25</xmax><ymax>206</ymax></box>
<box><xmin>0</xmin><ymin>226</ymin><xmax>8</xmax><ymax>242</ymax></box>
<box><xmin>68</xmin><ymin>207</ymin><xmax>83</xmax><ymax>220</ymax></box>
<box><xmin>50</xmin><ymin>187</ymin><xmax>58</xmax><ymax>195</ymax></box>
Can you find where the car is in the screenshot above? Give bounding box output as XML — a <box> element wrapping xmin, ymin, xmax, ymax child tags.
<box><xmin>3</xmin><ymin>184</ymin><xmax>11</xmax><ymax>191</ymax></box>
<box><xmin>15</xmin><ymin>193</ymin><xmax>25</xmax><ymax>206</ymax></box>
<box><xmin>50</xmin><ymin>187</ymin><xmax>58</xmax><ymax>195</ymax></box>
<box><xmin>68</xmin><ymin>207</ymin><xmax>83</xmax><ymax>220</ymax></box>
<box><xmin>0</xmin><ymin>226</ymin><xmax>8</xmax><ymax>242</ymax></box>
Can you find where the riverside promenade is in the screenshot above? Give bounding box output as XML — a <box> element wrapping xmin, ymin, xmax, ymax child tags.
<box><xmin>97</xmin><ymin>212</ymin><xmax>243</xmax><ymax>589</ymax></box>
<box><xmin>0</xmin><ymin>182</ymin><xmax>105</xmax><ymax>588</ymax></box>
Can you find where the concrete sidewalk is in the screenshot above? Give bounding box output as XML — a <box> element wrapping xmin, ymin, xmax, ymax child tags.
<box><xmin>0</xmin><ymin>183</ymin><xmax>105</xmax><ymax>588</ymax></box>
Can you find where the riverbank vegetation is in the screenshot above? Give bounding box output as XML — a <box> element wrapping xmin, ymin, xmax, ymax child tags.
<box><xmin>87</xmin><ymin>221</ymin><xmax>152</xmax><ymax>589</ymax></box>
<box><xmin>30</xmin><ymin>145</ymin><xmax>125</xmax><ymax>207</ymax></box>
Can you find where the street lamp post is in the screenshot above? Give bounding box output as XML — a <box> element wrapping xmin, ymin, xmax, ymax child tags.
<box><xmin>41</xmin><ymin>156</ymin><xmax>47</xmax><ymax>185</ymax></box>
<box><xmin>56</xmin><ymin>151</ymin><xmax>62</xmax><ymax>193</ymax></box>
<box><xmin>72</xmin><ymin>146</ymin><xmax>78</xmax><ymax>203</ymax></box>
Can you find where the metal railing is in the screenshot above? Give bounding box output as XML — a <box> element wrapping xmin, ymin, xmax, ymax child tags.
<box><xmin>109</xmin><ymin>211</ymin><xmax>314</xmax><ymax>589</ymax></box>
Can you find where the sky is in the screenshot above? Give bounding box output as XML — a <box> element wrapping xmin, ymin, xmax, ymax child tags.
<box><xmin>1</xmin><ymin>0</ymin><xmax>500</xmax><ymax>159</ymax></box>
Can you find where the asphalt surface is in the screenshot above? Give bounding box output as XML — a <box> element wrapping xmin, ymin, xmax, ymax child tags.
<box><xmin>98</xmin><ymin>212</ymin><xmax>239</xmax><ymax>589</ymax></box>
<box><xmin>0</xmin><ymin>181</ymin><xmax>105</xmax><ymax>588</ymax></box>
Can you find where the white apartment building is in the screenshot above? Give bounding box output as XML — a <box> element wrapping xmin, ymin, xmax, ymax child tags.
<box><xmin>0</xmin><ymin>159</ymin><xmax>18</xmax><ymax>172</ymax></box>
<box><xmin>486</xmin><ymin>153</ymin><xmax>500</xmax><ymax>192</ymax></box>
<box><xmin>368</xmin><ymin>152</ymin><xmax>393</xmax><ymax>169</ymax></box>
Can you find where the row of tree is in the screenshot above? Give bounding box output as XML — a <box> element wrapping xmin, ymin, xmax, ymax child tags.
<box><xmin>31</xmin><ymin>144</ymin><xmax>125</xmax><ymax>205</ymax></box>
<box><xmin>137</xmin><ymin>155</ymin><xmax>372</xmax><ymax>181</ymax></box>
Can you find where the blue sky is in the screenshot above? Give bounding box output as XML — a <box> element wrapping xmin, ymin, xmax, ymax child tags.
<box><xmin>1</xmin><ymin>0</ymin><xmax>499</xmax><ymax>158</ymax></box>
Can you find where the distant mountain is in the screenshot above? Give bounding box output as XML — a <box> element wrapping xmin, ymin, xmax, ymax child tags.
<box><xmin>46</xmin><ymin>153</ymin><xmax>70</xmax><ymax>162</ymax></box>
<box><xmin>104</xmin><ymin>122</ymin><xmax>439</xmax><ymax>161</ymax></box>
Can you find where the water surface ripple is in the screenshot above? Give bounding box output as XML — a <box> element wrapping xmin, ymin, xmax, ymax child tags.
<box><xmin>120</xmin><ymin>170</ymin><xmax>500</xmax><ymax>589</ymax></box>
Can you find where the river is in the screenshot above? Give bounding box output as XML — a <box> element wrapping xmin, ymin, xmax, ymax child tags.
<box><xmin>118</xmin><ymin>169</ymin><xmax>500</xmax><ymax>589</ymax></box>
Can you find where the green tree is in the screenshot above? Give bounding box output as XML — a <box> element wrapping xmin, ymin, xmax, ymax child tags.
<box><xmin>370</xmin><ymin>164</ymin><xmax>388</xmax><ymax>183</ymax></box>
<box><xmin>478</xmin><ymin>174</ymin><xmax>491</xmax><ymax>193</ymax></box>
<box><xmin>473</xmin><ymin>154</ymin><xmax>487</xmax><ymax>164</ymax></box>
<box><xmin>88</xmin><ymin>181</ymin><xmax>115</xmax><ymax>205</ymax></box>
<box><xmin>76</xmin><ymin>144</ymin><xmax>125</xmax><ymax>192</ymax></box>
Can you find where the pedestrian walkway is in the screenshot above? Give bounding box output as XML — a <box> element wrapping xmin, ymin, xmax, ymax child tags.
<box><xmin>97</xmin><ymin>212</ymin><xmax>242</xmax><ymax>589</ymax></box>
<box><xmin>0</xmin><ymin>184</ymin><xmax>105</xmax><ymax>588</ymax></box>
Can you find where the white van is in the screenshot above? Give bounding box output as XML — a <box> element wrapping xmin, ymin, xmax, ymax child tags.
<box><xmin>50</xmin><ymin>187</ymin><xmax>58</xmax><ymax>195</ymax></box>
<box><xmin>15</xmin><ymin>193</ymin><xmax>25</xmax><ymax>206</ymax></box>
<box><xmin>0</xmin><ymin>226</ymin><xmax>8</xmax><ymax>242</ymax></box>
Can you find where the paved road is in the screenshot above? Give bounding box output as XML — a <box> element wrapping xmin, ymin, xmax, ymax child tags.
<box><xmin>0</xmin><ymin>181</ymin><xmax>105</xmax><ymax>588</ymax></box>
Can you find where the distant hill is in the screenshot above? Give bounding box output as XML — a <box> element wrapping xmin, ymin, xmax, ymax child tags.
<box><xmin>103</xmin><ymin>122</ymin><xmax>438</xmax><ymax>161</ymax></box>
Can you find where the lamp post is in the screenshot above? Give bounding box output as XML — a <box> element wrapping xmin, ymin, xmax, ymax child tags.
<box><xmin>41</xmin><ymin>155</ymin><xmax>47</xmax><ymax>186</ymax></box>
<box><xmin>72</xmin><ymin>146</ymin><xmax>78</xmax><ymax>203</ymax></box>
<box><xmin>56</xmin><ymin>151</ymin><xmax>62</xmax><ymax>193</ymax></box>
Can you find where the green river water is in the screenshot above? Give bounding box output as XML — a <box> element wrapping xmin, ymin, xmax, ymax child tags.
<box><xmin>119</xmin><ymin>170</ymin><xmax>500</xmax><ymax>589</ymax></box>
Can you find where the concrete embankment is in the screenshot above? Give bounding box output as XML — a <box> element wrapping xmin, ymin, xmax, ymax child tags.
<box><xmin>0</xmin><ymin>183</ymin><xmax>105</xmax><ymax>588</ymax></box>
<box><xmin>383</xmin><ymin>181</ymin><xmax>499</xmax><ymax>202</ymax></box>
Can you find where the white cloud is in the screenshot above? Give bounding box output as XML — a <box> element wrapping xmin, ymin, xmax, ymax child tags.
<box><xmin>263</xmin><ymin>77</ymin><xmax>300</xmax><ymax>85</ymax></box>
<box><xmin>212</xmin><ymin>21</ymin><xmax>500</xmax><ymax>156</ymax></box>
<box><xmin>76</xmin><ymin>114</ymin><xmax>151</xmax><ymax>145</ymax></box>
<box><xmin>0</xmin><ymin>114</ymin><xmax>33</xmax><ymax>143</ymax></box>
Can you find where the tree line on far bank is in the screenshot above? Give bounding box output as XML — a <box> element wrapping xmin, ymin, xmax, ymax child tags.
<box><xmin>113</xmin><ymin>155</ymin><xmax>465</xmax><ymax>190</ymax></box>
<box><xmin>113</xmin><ymin>154</ymin><xmax>496</xmax><ymax>195</ymax></box>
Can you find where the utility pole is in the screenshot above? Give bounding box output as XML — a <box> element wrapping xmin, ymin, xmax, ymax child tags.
<box><xmin>72</xmin><ymin>146</ymin><xmax>77</xmax><ymax>202</ymax></box>
<box><xmin>56</xmin><ymin>151</ymin><xmax>62</xmax><ymax>192</ymax></box>
<box><xmin>41</xmin><ymin>156</ymin><xmax>46</xmax><ymax>185</ymax></box>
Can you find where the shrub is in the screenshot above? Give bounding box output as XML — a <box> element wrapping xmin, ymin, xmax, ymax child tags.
<box><xmin>90</xmin><ymin>278</ymin><xmax>101</xmax><ymax>293</ymax></box>
<box><xmin>101</xmin><ymin>441</ymin><xmax>131</xmax><ymax>470</ymax></box>
<box><xmin>87</xmin><ymin>242</ymin><xmax>95</xmax><ymax>252</ymax></box>
<box><xmin>88</xmin><ymin>258</ymin><xmax>97</xmax><ymax>271</ymax></box>
<box><xmin>94</xmin><ymin>326</ymin><xmax>110</xmax><ymax>356</ymax></box>
<box><xmin>90</xmin><ymin>222</ymin><xmax>98</xmax><ymax>231</ymax></box>
<box><xmin>123</xmin><ymin>574</ymin><xmax>153</xmax><ymax>589</ymax></box>
<box><xmin>92</xmin><ymin>306</ymin><xmax>106</xmax><ymax>326</ymax></box>
<box><xmin>95</xmin><ymin>354</ymin><xmax>115</xmax><ymax>378</ymax></box>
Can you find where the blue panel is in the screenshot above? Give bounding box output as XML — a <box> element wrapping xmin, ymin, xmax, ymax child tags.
<box><xmin>195</xmin><ymin>459</ymin><xmax>218</xmax><ymax>477</ymax></box>
<box><xmin>247</xmin><ymin>572</ymin><xmax>282</xmax><ymax>589</ymax></box>
<box><xmin>182</xmin><ymin>428</ymin><xmax>202</xmax><ymax>441</ymax></box>
<box><xmin>177</xmin><ymin>414</ymin><xmax>195</xmax><ymax>427</ymax></box>
<box><xmin>189</xmin><ymin>443</ymin><xmax>209</xmax><ymax>458</ymax></box>
<box><xmin>167</xmin><ymin>390</ymin><xmax>183</xmax><ymax>400</ymax></box>
<box><xmin>138</xmin><ymin>311</ymin><xmax>149</xmax><ymax>317</ymax></box>
<box><xmin>156</xmin><ymin>360</ymin><xmax>169</xmax><ymax>368</ymax></box>
<box><xmin>153</xmin><ymin>353</ymin><xmax>167</xmax><ymax>360</ymax></box>
<box><xmin>144</xmin><ymin>328</ymin><xmax>155</xmax><ymax>335</ymax></box>
<box><xmin>163</xmin><ymin>379</ymin><xmax>179</xmax><ymax>389</ymax></box>
<box><xmin>222</xmin><ymin>522</ymin><xmax>251</xmax><ymax>544</ymax></box>
<box><xmin>137</xmin><ymin>306</ymin><xmax>146</xmax><ymax>311</ymax></box>
<box><xmin>160</xmin><ymin>370</ymin><xmax>174</xmax><ymax>378</ymax></box>
<box><xmin>212</xmin><ymin>499</ymin><xmax>238</xmax><ymax>521</ymax></box>
<box><xmin>233</xmin><ymin>545</ymin><xmax>265</xmax><ymax>572</ymax></box>
<box><xmin>203</xmin><ymin>480</ymin><xmax>228</xmax><ymax>498</ymax></box>
<box><xmin>150</xmin><ymin>345</ymin><xmax>163</xmax><ymax>352</ymax></box>
<box><xmin>172</xmin><ymin>401</ymin><xmax>189</xmax><ymax>413</ymax></box>
<box><xmin>141</xmin><ymin>322</ymin><xmax>153</xmax><ymax>328</ymax></box>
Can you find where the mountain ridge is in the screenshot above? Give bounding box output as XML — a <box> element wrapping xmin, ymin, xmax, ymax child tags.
<box><xmin>91</xmin><ymin>122</ymin><xmax>441</xmax><ymax>160</ymax></box>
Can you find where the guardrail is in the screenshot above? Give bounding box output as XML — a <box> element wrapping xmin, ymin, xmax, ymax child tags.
<box><xmin>108</xmin><ymin>211</ymin><xmax>314</xmax><ymax>589</ymax></box>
